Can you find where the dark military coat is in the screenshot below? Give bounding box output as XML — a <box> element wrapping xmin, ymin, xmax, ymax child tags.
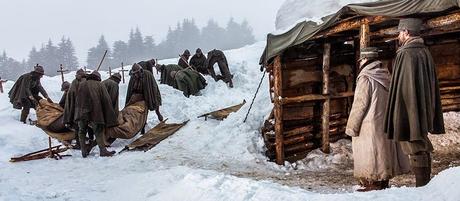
<box><xmin>8</xmin><ymin>72</ymin><xmax>48</xmax><ymax>109</ymax></box>
<box><xmin>384</xmin><ymin>38</ymin><xmax>445</xmax><ymax>141</ymax></box>
<box><xmin>126</xmin><ymin>69</ymin><xmax>162</xmax><ymax>111</ymax></box>
<box><xmin>190</xmin><ymin>54</ymin><xmax>207</xmax><ymax>74</ymax></box>
<box><xmin>102</xmin><ymin>77</ymin><xmax>120</xmax><ymax>116</ymax></box>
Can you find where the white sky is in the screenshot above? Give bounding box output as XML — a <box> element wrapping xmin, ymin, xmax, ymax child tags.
<box><xmin>0</xmin><ymin>0</ymin><xmax>284</xmax><ymax>63</ymax></box>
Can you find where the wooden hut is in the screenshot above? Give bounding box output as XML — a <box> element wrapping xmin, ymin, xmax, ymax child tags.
<box><xmin>260</xmin><ymin>0</ymin><xmax>460</xmax><ymax>165</ymax></box>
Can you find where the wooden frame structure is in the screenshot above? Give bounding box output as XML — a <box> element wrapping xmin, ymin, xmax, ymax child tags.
<box><xmin>262</xmin><ymin>10</ymin><xmax>460</xmax><ymax>165</ymax></box>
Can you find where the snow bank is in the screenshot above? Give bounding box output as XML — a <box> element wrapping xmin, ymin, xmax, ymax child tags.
<box><xmin>275</xmin><ymin>0</ymin><xmax>377</xmax><ymax>31</ymax></box>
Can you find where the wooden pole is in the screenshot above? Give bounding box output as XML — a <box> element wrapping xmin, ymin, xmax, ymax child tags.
<box><xmin>57</xmin><ymin>64</ymin><xmax>68</xmax><ymax>83</ymax></box>
<box><xmin>321</xmin><ymin>43</ymin><xmax>331</xmax><ymax>154</ymax></box>
<box><xmin>273</xmin><ymin>55</ymin><xmax>285</xmax><ymax>165</ymax></box>
<box><xmin>360</xmin><ymin>22</ymin><xmax>370</xmax><ymax>49</ymax></box>
<box><xmin>120</xmin><ymin>62</ymin><xmax>129</xmax><ymax>84</ymax></box>
<box><xmin>95</xmin><ymin>50</ymin><xmax>108</xmax><ymax>71</ymax></box>
<box><xmin>108</xmin><ymin>66</ymin><xmax>112</xmax><ymax>76</ymax></box>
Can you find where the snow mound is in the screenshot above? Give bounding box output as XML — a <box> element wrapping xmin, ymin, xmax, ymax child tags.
<box><xmin>275</xmin><ymin>0</ymin><xmax>377</xmax><ymax>31</ymax></box>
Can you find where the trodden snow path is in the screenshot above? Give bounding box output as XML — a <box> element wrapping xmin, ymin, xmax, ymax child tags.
<box><xmin>0</xmin><ymin>42</ymin><xmax>459</xmax><ymax>201</ymax></box>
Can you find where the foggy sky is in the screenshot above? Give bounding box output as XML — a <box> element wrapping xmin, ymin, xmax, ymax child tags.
<box><xmin>0</xmin><ymin>0</ymin><xmax>284</xmax><ymax>64</ymax></box>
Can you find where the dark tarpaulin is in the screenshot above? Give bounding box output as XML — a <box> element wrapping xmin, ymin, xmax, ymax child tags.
<box><xmin>260</xmin><ymin>0</ymin><xmax>460</xmax><ymax>65</ymax></box>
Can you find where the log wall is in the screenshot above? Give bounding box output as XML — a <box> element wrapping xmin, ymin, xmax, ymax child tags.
<box><xmin>262</xmin><ymin>11</ymin><xmax>460</xmax><ymax>164</ymax></box>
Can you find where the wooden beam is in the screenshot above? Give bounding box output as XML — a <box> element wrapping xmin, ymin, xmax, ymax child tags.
<box><xmin>321</xmin><ymin>43</ymin><xmax>331</xmax><ymax>154</ymax></box>
<box><xmin>371</xmin><ymin>11</ymin><xmax>460</xmax><ymax>39</ymax></box>
<box><xmin>273</xmin><ymin>55</ymin><xmax>285</xmax><ymax>165</ymax></box>
<box><xmin>360</xmin><ymin>22</ymin><xmax>370</xmax><ymax>49</ymax></box>
<box><xmin>314</xmin><ymin>16</ymin><xmax>387</xmax><ymax>39</ymax></box>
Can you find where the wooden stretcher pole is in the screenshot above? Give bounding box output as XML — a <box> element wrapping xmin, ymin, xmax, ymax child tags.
<box><xmin>321</xmin><ymin>43</ymin><xmax>331</xmax><ymax>154</ymax></box>
<box><xmin>273</xmin><ymin>55</ymin><xmax>284</xmax><ymax>164</ymax></box>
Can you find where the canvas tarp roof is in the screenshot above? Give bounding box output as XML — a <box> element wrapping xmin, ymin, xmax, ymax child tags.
<box><xmin>260</xmin><ymin>0</ymin><xmax>460</xmax><ymax>65</ymax></box>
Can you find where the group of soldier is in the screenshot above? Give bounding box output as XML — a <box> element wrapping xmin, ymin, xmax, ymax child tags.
<box><xmin>8</xmin><ymin>47</ymin><xmax>233</xmax><ymax>158</ymax></box>
<box><xmin>346</xmin><ymin>18</ymin><xmax>445</xmax><ymax>191</ymax></box>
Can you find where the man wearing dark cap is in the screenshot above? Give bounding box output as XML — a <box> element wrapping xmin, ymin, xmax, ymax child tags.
<box><xmin>190</xmin><ymin>48</ymin><xmax>208</xmax><ymax>74</ymax></box>
<box><xmin>64</xmin><ymin>69</ymin><xmax>88</xmax><ymax>149</ymax></box>
<box><xmin>384</xmin><ymin>18</ymin><xmax>445</xmax><ymax>187</ymax></box>
<box><xmin>59</xmin><ymin>81</ymin><xmax>70</xmax><ymax>108</ymax></box>
<box><xmin>347</xmin><ymin>47</ymin><xmax>409</xmax><ymax>191</ymax></box>
<box><xmin>178</xmin><ymin>49</ymin><xmax>191</xmax><ymax>68</ymax></box>
<box><xmin>137</xmin><ymin>59</ymin><xmax>156</xmax><ymax>73</ymax></box>
<box><xmin>126</xmin><ymin>63</ymin><xmax>163</xmax><ymax>133</ymax></box>
<box><xmin>8</xmin><ymin>65</ymin><xmax>53</xmax><ymax>123</ymax></box>
<box><xmin>102</xmin><ymin>72</ymin><xmax>121</xmax><ymax>117</ymax></box>
<box><xmin>75</xmin><ymin>71</ymin><xmax>118</xmax><ymax>157</ymax></box>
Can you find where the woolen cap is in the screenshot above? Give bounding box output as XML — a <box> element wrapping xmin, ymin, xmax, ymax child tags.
<box><xmin>359</xmin><ymin>47</ymin><xmax>379</xmax><ymax>60</ymax></box>
<box><xmin>61</xmin><ymin>81</ymin><xmax>70</xmax><ymax>91</ymax></box>
<box><xmin>33</xmin><ymin>65</ymin><xmax>45</xmax><ymax>75</ymax></box>
<box><xmin>398</xmin><ymin>18</ymin><xmax>423</xmax><ymax>34</ymax></box>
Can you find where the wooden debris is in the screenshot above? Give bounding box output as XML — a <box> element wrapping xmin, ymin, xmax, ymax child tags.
<box><xmin>121</xmin><ymin>120</ymin><xmax>188</xmax><ymax>152</ymax></box>
<box><xmin>198</xmin><ymin>100</ymin><xmax>246</xmax><ymax>121</ymax></box>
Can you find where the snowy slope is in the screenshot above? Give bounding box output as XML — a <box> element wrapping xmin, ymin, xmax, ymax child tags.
<box><xmin>0</xmin><ymin>42</ymin><xmax>460</xmax><ymax>200</ymax></box>
<box><xmin>275</xmin><ymin>0</ymin><xmax>377</xmax><ymax>31</ymax></box>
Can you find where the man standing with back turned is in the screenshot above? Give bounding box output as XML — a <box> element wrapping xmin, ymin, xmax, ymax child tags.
<box><xmin>384</xmin><ymin>18</ymin><xmax>445</xmax><ymax>187</ymax></box>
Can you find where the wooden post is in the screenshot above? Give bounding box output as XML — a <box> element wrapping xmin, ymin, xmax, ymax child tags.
<box><xmin>120</xmin><ymin>62</ymin><xmax>129</xmax><ymax>84</ymax></box>
<box><xmin>360</xmin><ymin>22</ymin><xmax>370</xmax><ymax>49</ymax></box>
<box><xmin>273</xmin><ymin>55</ymin><xmax>284</xmax><ymax>165</ymax></box>
<box><xmin>57</xmin><ymin>64</ymin><xmax>68</xmax><ymax>83</ymax></box>
<box><xmin>108</xmin><ymin>66</ymin><xmax>112</xmax><ymax>76</ymax></box>
<box><xmin>0</xmin><ymin>77</ymin><xmax>7</xmax><ymax>93</ymax></box>
<box><xmin>321</xmin><ymin>43</ymin><xmax>331</xmax><ymax>154</ymax></box>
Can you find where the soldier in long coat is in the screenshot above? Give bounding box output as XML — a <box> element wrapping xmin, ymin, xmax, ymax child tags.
<box><xmin>63</xmin><ymin>69</ymin><xmax>88</xmax><ymax>149</ymax></box>
<box><xmin>346</xmin><ymin>47</ymin><xmax>409</xmax><ymax>192</ymax></box>
<box><xmin>156</xmin><ymin>64</ymin><xmax>184</xmax><ymax>88</ymax></box>
<box><xmin>170</xmin><ymin>68</ymin><xmax>207</xmax><ymax>98</ymax></box>
<box><xmin>102</xmin><ymin>73</ymin><xmax>121</xmax><ymax>117</ymax></box>
<box><xmin>8</xmin><ymin>65</ymin><xmax>53</xmax><ymax>123</ymax></box>
<box><xmin>137</xmin><ymin>59</ymin><xmax>156</xmax><ymax>73</ymax></box>
<box><xmin>75</xmin><ymin>71</ymin><xmax>118</xmax><ymax>157</ymax></box>
<box><xmin>59</xmin><ymin>81</ymin><xmax>70</xmax><ymax>108</ymax></box>
<box><xmin>126</xmin><ymin>64</ymin><xmax>163</xmax><ymax>133</ymax></box>
<box><xmin>384</xmin><ymin>18</ymin><xmax>445</xmax><ymax>187</ymax></box>
<box><xmin>206</xmin><ymin>49</ymin><xmax>234</xmax><ymax>88</ymax></box>
<box><xmin>178</xmin><ymin>49</ymin><xmax>191</xmax><ymax>68</ymax></box>
<box><xmin>190</xmin><ymin>48</ymin><xmax>207</xmax><ymax>74</ymax></box>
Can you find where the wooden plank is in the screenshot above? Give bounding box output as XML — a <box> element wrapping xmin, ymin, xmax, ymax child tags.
<box><xmin>284</xmin><ymin>126</ymin><xmax>314</xmax><ymax>137</ymax></box>
<box><xmin>371</xmin><ymin>11</ymin><xmax>460</xmax><ymax>39</ymax></box>
<box><xmin>360</xmin><ymin>22</ymin><xmax>370</xmax><ymax>49</ymax></box>
<box><xmin>321</xmin><ymin>43</ymin><xmax>331</xmax><ymax>154</ymax></box>
<box><xmin>273</xmin><ymin>55</ymin><xmax>285</xmax><ymax>165</ymax></box>
<box><xmin>314</xmin><ymin>16</ymin><xmax>387</xmax><ymax>39</ymax></box>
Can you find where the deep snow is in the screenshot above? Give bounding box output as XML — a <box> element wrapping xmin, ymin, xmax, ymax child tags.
<box><xmin>0</xmin><ymin>41</ymin><xmax>459</xmax><ymax>200</ymax></box>
<box><xmin>275</xmin><ymin>0</ymin><xmax>377</xmax><ymax>31</ymax></box>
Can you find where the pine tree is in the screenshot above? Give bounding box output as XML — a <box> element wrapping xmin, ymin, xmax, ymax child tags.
<box><xmin>201</xmin><ymin>19</ymin><xmax>226</xmax><ymax>52</ymax></box>
<box><xmin>42</xmin><ymin>39</ymin><xmax>60</xmax><ymax>76</ymax></box>
<box><xmin>127</xmin><ymin>27</ymin><xmax>145</xmax><ymax>62</ymax></box>
<box><xmin>143</xmin><ymin>36</ymin><xmax>156</xmax><ymax>59</ymax></box>
<box><xmin>112</xmin><ymin>40</ymin><xmax>129</xmax><ymax>66</ymax></box>
<box><xmin>87</xmin><ymin>35</ymin><xmax>111</xmax><ymax>71</ymax></box>
<box><xmin>58</xmin><ymin>37</ymin><xmax>79</xmax><ymax>71</ymax></box>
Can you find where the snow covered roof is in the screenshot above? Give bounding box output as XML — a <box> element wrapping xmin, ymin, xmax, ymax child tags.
<box><xmin>261</xmin><ymin>0</ymin><xmax>460</xmax><ymax>65</ymax></box>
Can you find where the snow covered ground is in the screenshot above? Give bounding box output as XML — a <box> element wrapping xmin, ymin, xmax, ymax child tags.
<box><xmin>0</xmin><ymin>42</ymin><xmax>459</xmax><ymax>200</ymax></box>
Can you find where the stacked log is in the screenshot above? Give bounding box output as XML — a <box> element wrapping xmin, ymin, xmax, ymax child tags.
<box><xmin>261</xmin><ymin>112</ymin><xmax>349</xmax><ymax>162</ymax></box>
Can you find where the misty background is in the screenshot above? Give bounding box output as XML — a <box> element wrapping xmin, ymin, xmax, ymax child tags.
<box><xmin>0</xmin><ymin>0</ymin><xmax>284</xmax><ymax>80</ymax></box>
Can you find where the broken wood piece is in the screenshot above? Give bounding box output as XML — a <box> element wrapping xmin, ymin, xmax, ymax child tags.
<box><xmin>121</xmin><ymin>120</ymin><xmax>189</xmax><ymax>152</ymax></box>
<box><xmin>10</xmin><ymin>145</ymin><xmax>70</xmax><ymax>163</ymax></box>
<box><xmin>197</xmin><ymin>100</ymin><xmax>246</xmax><ymax>121</ymax></box>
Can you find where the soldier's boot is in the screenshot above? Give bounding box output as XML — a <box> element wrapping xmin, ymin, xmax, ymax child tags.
<box><xmin>410</xmin><ymin>152</ymin><xmax>432</xmax><ymax>187</ymax></box>
<box><xmin>73</xmin><ymin>130</ymin><xmax>81</xmax><ymax>150</ymax></box>
<box><xmin>20</xmin><ymin>109</ymin><xmax>29</xmax><ymax>124</ymax></box>
<box><xmin>78</xmin><ymin>133</ymin><xmax>88</xmax><ymax>158</ymax></box>
<box><xmin>95</xmin><ymin>134</ymin><xmax>115</xmax><ymax>157</ymax></box>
